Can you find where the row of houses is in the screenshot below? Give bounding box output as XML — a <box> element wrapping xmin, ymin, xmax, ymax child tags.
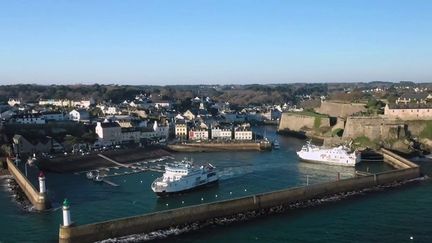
<box><xmin>95</xmin><ymin>120</ymin><xmax>169</xmax><ymax>146</ymax></box>
<box><xmin>38</xmin><ymin>98</ymin><xmax>94</xmax><ymax>108</ymax></box>
<box><xmin>9</xmin><ymin>109</ymin><xmax>90</xmax><ymax>124</ymax></box>
<box><xmin>8</xmin><ymin>98</ymin><xmax>95</xmax><ymax>109</ymax></box>
<box><xmin>12</xmin><ymin>134</ymin><xmax>63</xmax><ymax>155</ymax></box>
<box><xmin>384</xmin><ymin>92</ymin><xmax>432</xmax><ymax>120</ymax></box>
<box><xmin>175</xmin><ymin>121</ymin><xmax>253</xmax><ymax>141</ymax></box>
<box><xmin>384</xmin><ymin>103</ymin><xmax>432</xmax><ymax>120</ymax></box>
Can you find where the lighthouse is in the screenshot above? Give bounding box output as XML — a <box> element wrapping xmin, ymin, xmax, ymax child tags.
<box><xmin>38</xmin><ymin>171</ymin><xmax>46</xmax><ymax>194</ymax></box>
<box><xmin>62</xmin><ymin>199</ymin><xmax>72</xmax><ymax>227</ymax></box>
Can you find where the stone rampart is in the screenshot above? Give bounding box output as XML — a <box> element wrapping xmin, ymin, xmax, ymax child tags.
<box><xmin>278</xmin><ymin>113</ymin><xmax>330</xmax><ymax>132</ymax></box>
<box><xmin>343</xmin><ymin>116</ymin><xmax>405</xmax><ymax>140</ymax></box>
<box><xmin>316</xmin><ymin>101</ymin><xmax>366</xmax><ymax>118</ymax></box>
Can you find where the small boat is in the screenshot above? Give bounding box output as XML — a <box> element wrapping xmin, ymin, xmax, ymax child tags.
<box><xmin>94</xmin><ymin>175</ymin><xmax>103</xmax><ymax>182</ymax></box>
<box><xmin>273</xmin><ymin>140</ymin><xmax>280</xmax><ymax>149</ymax></box>
<box><xmin>424</xmin><ymin>153</ymin><xmax>432</xmax><ymax>160</ymax></box>
<box><xmin>86</xmin><ymin>171</ymin><xmax>95</xmax><ymax>179</ymax></box>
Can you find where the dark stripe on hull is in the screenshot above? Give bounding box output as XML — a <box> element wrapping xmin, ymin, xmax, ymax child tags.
<box><xmin>298</xmin><ymin>158</ymin><xmax>357</xmax><ymax>167</ymax></box>
<box><xmin>155</xmin><ymin>179</ymin><xmax>219</xmax><ymax>197</ymax></box>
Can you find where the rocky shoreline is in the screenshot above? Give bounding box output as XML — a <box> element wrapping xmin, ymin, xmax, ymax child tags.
<box><xmin>1</xmin><ymin>175</ymin><xmax>33</xmax><ymax>212</ymax></box>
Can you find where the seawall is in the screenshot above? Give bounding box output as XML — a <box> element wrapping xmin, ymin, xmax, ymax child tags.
<box><xmin>168</xmin><ymin>142</ymin><xmax>262</xmax><ymax>152</ymax></box>
<box><xmin>6</xmin><ymin>158</ymin><xmax>50</xmax><ymax>211</ymax></box>
<box><xmin>59</xmin><ymin>152</ymin><xmax>420</xmax><ymax>243</ymax></box>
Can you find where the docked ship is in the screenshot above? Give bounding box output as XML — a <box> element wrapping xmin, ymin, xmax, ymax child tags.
<box><xmin>296</xmin><ymin>141</ymin><xmax>360</xmax><ymax>166</ymax></box>
<box><xmin>151</xmin><ymin>159</ymin><xmax>219</xmax><ymax>196</ymax></box>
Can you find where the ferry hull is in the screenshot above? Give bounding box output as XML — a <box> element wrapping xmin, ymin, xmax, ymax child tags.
<box><xmin>297</xmin><ymin>151</ymin><xmax>359</xmax><ymax>167</ymax></box>
<box><xmin>298</xmin><ymin>157</ymin><xmax>357</xmax><ymax>167</ymax></box>
<box><xmin>154</xmin><ymin>179</ymin><xmax>219</xmax><ymax>197</ymax></box>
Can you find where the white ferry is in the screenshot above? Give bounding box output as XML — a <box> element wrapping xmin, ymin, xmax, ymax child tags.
<box><xmin>151</xmin><ymin>159</ymin><xmax>219</xmax><ymax>196</ymax></box>
<box><xmin>296</xmin><ymin>141</ymin><xmax>360</xmax><ymax>166</ymax></box>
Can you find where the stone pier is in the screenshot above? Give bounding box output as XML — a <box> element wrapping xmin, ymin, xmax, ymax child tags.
<box><xmin>7</xmin><ymin>158</ymin><xmax>51</xmax><ymax>211</ymax></box>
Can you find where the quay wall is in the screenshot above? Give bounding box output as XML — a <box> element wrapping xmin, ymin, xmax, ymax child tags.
<box><xmin>381</xmin><ymin>148</ymin><xmax>419</xmax><ymax>169</ymax></box>
<box><xmin>59</xmin><ymin>155</ymin><xmax>420</xmax><ymax>243</ymax></box>
<box><xmin>6</xmin><ymin>158</ymin><xmax>50</xmax><ymax>211</ymax></box>
<box><xmin>168</xmin><ymin>142</ymin><xmax>261</xmax><ymax>152</ymax></box>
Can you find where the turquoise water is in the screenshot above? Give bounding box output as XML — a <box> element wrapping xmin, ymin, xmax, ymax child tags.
<box><xmin>0</xmin><ymin>126</ymin><xmax>430</xmax><ymax>242</ymax></box>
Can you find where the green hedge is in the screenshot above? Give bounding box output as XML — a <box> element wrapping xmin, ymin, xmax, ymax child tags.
<box><xmin>420</xmin><ymin>121</ymin><xmax>432</xmax><ymax>139</ymax></box>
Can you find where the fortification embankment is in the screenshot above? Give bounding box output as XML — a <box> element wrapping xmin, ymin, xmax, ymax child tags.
<box><xmin>168</xmin><ymin>142</ymin><xmax>262</xmax><ymax>152</ymax></box>
<box><xmin>59</xmin><ymin>152</ymin><xmax>420</xmax><ymax>243</ymax></box>
<box><xmin>278</xmin><ymin>113</ymin><xmax>330</xmax><ymax>132</ymax></box>
<box><xmin>315</xmin><ymin>101</ymin><xmax>366</xmax><ymax>118</ymax></box>
<box><xmin>343</xmin><ymin>116</ymin><xmax>406</xmax><ymax>140</ymax></box>
<box><xmin>343</xmin><ymin>116</ymin><xmax>432</xmax><ymax>140</ymax></box>
<box><xmin>7</xmin><ymin>158</ymin><xmax>50</xmax><ymax>211</ymax></box>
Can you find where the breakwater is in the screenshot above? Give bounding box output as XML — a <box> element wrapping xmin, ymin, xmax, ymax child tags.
<box><xmin>6</xmin><ymin>158</ymin><xmax>50</xmax><ymax>211</ymax></box>
<box><xmin>168</xmin><ymin>142</ymin><xmax>266</xmax><ymax>152</ymax></box>
<box><xmin>381</xmin><ymin>148</ymin><xmax>418</xmax><ymax>169</ymax></box>
<box><xmin>59</xmin><ymin>150</ymin><xmax>420</xmax><ymax>243</ymax></box>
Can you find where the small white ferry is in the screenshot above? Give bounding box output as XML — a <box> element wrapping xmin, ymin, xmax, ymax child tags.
<box><xmin>297</xmin><ymin>141</ymin><xmax>360</xmax><ymax>167</ymax></box>
<box><xmin>151</xmin><ymin>159</ymin><xmax>218</xmax><ymax>196</ymax></box>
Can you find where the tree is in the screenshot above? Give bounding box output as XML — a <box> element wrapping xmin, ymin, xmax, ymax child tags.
<box><xmin>0</xmin><ymin>144</ymin><xmax>12</xmax><ymax>157</ymax></box>
<box><xmin>82</xmin><ymin>132</ymin><xmax>98</xmax><ymax>144</ymax></box>
<box><xmin>89</xmin><ymin>107</ymin><xmax>103</xmax><ymax>118</ymax></box>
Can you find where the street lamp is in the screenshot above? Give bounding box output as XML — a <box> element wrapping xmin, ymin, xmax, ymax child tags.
<box><xmin>72</xmin><ymin>144</ymin><xmax>79</xmax><ymax>154</ymax></box>
<box><xmin>25</xmin><ymin>153</ymin><xmax>36</xmax><ymax>177</ymax></box>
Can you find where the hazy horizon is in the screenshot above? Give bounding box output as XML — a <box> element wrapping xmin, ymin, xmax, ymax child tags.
<box><xmin>1</xmin><ymin>0</ymin><xmax>431</xmax><ymax>85</ymax></box>
<box><xmin>0</xmin><ymin>80</ymin><xmax>427</xmax><ymax>87</ymax></box>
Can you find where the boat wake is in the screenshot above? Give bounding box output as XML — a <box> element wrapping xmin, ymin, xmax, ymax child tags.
<box><xmin>217</xmin><ymin>165</ymin><xmax>254</xmax><ymax>180</ymax></box>
<box><xmin>0</xmin><ymin>177</ymin><xmax>34</xmax><ymax>212</ymax></box>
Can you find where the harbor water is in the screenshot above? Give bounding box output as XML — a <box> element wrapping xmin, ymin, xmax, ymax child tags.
<box><xmin>1</xmin><ymin>126</ymin><xmax>431</xmax><ymax>242</ymax></box>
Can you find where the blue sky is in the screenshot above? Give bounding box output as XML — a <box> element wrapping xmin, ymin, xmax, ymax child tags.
<box><xmin>1</xmin><ymin>0</ymin><xmax>431</xmax><ymax>85</ymax></box>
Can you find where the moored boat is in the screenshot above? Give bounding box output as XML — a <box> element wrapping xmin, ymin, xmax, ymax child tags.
<box><xmin>296</xmin><ymin>141</ymin><xmax>360</xmax><ymax>167</ymax></box>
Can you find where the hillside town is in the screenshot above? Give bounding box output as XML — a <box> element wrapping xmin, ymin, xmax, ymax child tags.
<box><xmin>1</xmin><ymin>82</ymin><xmax>432</xmax><ymax>158</ymax></box>
<box><xmin>1</xmin><ymin>92</ymin><xmax>286</xmax><ymax>157</ymax></box>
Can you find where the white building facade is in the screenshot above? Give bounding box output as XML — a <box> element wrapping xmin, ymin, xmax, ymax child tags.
<box><xmin>211</xmin><ymin>127</ymin><xmax>232</xmax><ymax>140</ymax></box>
<box><xmin>234</xmin><ymin>129</ymin><xmax>253</xmax><ymax>140</ymax></box>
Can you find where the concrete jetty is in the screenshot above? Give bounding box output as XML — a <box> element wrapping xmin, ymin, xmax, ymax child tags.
<box><xmin>58</xmin><ymin>149</ymin><xmax>420</xmax><ymax>243</ymax></box>
<box><xmin>97</xmin><ymin>154</ymin><xmax>129</xmax><ymax>168</ymax></box>
<box><xmin>6</xmin><ymin>158</ymin><xmax>51</xmax><ymax>211</ymax></box>
<box><xmin>168</xmin><ymin>141</ymin><xmax>268</xmax><ymax>152</ymax></box>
